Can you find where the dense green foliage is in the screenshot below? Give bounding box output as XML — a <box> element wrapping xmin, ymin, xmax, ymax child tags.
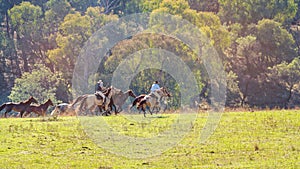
<box><xmin>0</xmin><ymin>0</ymin><xmax>299</xmax><ymax>108</ymax></box>
<box><xmin>0</xmin><ymin>110</ymin><xmax>299</xmax><ymax>168</ymax></box>
<box><xmin>8</xmin><ymin>64</ymin><xmax>68</xmax><ymax>103</ymax></box>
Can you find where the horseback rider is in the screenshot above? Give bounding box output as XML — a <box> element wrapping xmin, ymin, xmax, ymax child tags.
<box><xmin>150</xmin><ymin>81</ymin><xmax>161</xmax><ymax>104</ymax></box>
<box><xmin>96</xmin><ymin>79</ymin><xmax>104</xmax><ymax>92</ymax></box>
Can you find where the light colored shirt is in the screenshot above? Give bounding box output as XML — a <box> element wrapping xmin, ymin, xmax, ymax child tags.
<box><xmin>98</xmin><ymin>81</ymin><xmax>103</xmax><ymax>88</ymax></box>
<box><xmin>150</xmin><ymin>83</ymin><xmax>160</xmax><ymax>92</ymax></box>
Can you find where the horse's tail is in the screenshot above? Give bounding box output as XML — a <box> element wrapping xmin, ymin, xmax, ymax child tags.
<box><xmin>0</xmin><ymin>103</ymin><xmax>6</xmax><ymax>111</ymax></box>
<box><xmin>78</xmin><ymin>96</ymin><xmax>88</xmax><ymax>113</ymax></box>
<box><xmin>130</xmin><ymin>97</ymin><xmax>139</xmax><ymax>109</ymax></box>
<box><xmin>137</xmin><ymin>99</ymin><xmax>148</xmax><ymax>109</ymax></box>
<box><xmin>70</xmin><ymin>95</ymin><xmax>87</xmax><ymax>108</ymax></box>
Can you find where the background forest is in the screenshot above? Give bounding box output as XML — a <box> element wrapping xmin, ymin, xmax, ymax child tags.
<box><xmin>0</xmin><ymin>0</ymin><xmax>300</xmax><ymax>109</ymax></box>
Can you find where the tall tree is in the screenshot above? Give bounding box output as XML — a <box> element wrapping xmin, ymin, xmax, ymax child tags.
<box><xmin>268</xmin><ymin>57</ymin><xmax>300</xmax><ymax>108</ymax></box>
<box><xmin>48</xmin><ymin>8</ymin><xmax>118</xmax><ymax>87</ymax></box>
<box><xmin>8</xmin><ymin>2</ymin><xmax>43</xmax><ymax>72</ymax></box>
<box><xmin>0</xmin><ymin>0</ymin><xmax>22</xmax><ymax>35</ymax></box>
<box><xmin>47</xmin><ymin>12</ymin><xmax>91</xmax><ymax>82</ymax></box>
<box><xmin>44</xmin><ymin>0</ymin><xmax>73</xmax><ymax>35</ymax></box>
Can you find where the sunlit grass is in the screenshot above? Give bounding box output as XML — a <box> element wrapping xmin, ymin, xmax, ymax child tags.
<box><xmin>0</xmin><ymin>110</ymin><xmax>299</xmax><ymax>168</ymax></box>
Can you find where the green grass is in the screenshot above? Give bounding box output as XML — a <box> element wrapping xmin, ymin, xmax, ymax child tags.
<box><xmin>0</xmin><ymin>110</ymin><xmax>299</xmax><ymax>168</ymax></box>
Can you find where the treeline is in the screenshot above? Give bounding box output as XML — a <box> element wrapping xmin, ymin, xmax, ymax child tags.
<box><xmin>0</xmin><ymin>0</ymin><xmax>299</xmax><ymax>108</ymax></box>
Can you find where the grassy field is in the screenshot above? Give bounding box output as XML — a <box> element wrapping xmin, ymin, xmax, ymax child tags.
<box><xmin>0</xmin><ymin>110</ymin><xmax>299</xmax><ymax>168</ymax></box>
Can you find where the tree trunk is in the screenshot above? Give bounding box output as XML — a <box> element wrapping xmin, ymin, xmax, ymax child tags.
<box><xmin>285</xmin><ymin>85</ymin><xmax>293</xmax><ymax>109</ymax></box>
<box><xmin>21</xmin><ymin>52</ymin><xmax>29</xmax><ymax>72</ymax></box>
<box><xmin>5</xmin><ymin>11</ymin><xmax>10</xmax><ymax>35</ymax></box>
<box><xmin>241</xmin><ymin>80</ymin><xmax>249</xmax><ymax>107</ymax></box>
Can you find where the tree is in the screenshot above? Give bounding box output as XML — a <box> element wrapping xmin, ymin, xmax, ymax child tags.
<box><xmin>99</xmin><ymin>0</ymin><xmax>146</xmax><ymax>15</ymax></box>
<box><xmin>8</xmin><ymin>64</ymin><xmax>68</xmax><ymax>103</ymax></box>
<box><xmin>85</xmin><ymin>6</ymin><xmax>118</xmax><ymax>32</ymax></box>
<box><xmin>48</xmin><ymin>8</ymin><xmax>118</xmax><ymax>87</ymax></box>
<box><xmin>47</xmin><ymin>12</ymin><xmax>91</xmax><ymax>82</ymax></box>
<box><xmin>188</xmin><ymin>0</ymin><xmax>219</xmax><ymax>13</ymax></box>
<box><xmin>226</xmin><ymin>71</ymin><xmax>242</xmax><ymax>106</ymax></box>
<box><xmin>268</xmin><ymin>57</ymin><xmax>300</xmax><ymax>108</ymax></box>
<box><xmin>227</xmin><ymin>20</ymin><xmax>298</xmax><ymax>107</ymax></box>
<box><xmin>230</xmin><ymin>35</ymin><xmax>261</xmax><ymax>106</ymax></box>
<box><xmin>148</xmin><ymin>0</ymin><xmax>231</xmax><ymax>54</ymax></box>
<box><xmin>218</xmin><ymin>0</ymin><xmax>298</xmax><ymax>26</ymax></box>
<box><xmin>256</xmin><ymin>19</ymin><xmax>297</xmax><ymax>65</ymax></box>
<box><xmin>0</xmin><ymin>0</ymin><xmax>22</xmax><ymax>35</ymax></box>
<box><xmin>143</xmin><ymin>0</ymin><xmax>162</xmax><ymax>12</ymax></box>
<box><xmin>68</xmin><ymin>0</ymin><xmax>98</xmax><ymax>13</ymax></box>
<box><xmin>44</xmin><ymin>0</ymin><xmax>73</xmax><ymax>35</ymax></box>
<box><xmin>8</xmin><ymin>2</ymin><xmax>43</xmax><ymax>72</ymax></box>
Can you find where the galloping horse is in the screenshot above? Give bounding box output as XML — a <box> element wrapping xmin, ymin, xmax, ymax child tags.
<box><xmin>96</xmin><ymin>87</ymin><xmax>136</xmax><ymax>115</ymax></box>
<box><xmin>24</xmin><ymin>99</ymin><xmax>54</xmax><ymax>117</ymax></box>
<box><xmin>108</xmin><ymin>87</ymin><xmax>136</xmax><ymax>114</ymax></box>
<box><xmin>50</xmin><ymin>103</ymin><xmax>76</xmax><ymax>119</ymax></box>
<box><xmin>76</xmin><ymin>89</ymin><xmax>110</xmax><ymax>116</ymax></box>
<box><xmin>131</xmin><ymin>87</ymin><xmax>171</xmax><ymax>117</ymax></box>
<box><xmin>50</xmin><ymin>88</ymin><xmax>111</xmax><ymax>117</ymax></box>
<box><xmin>0</xmin><ymin>96</ymin><xmax>38</xmax><ymax>118</ymax></box>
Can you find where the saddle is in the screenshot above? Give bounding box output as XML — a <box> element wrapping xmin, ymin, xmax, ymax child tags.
<box><xmin>95</xmin><ymin>92</ymin><xmax>103</xmax><ymax>100</ymax></box>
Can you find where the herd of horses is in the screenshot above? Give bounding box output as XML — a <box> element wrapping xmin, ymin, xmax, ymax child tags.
<box><xmin>0</xmin><ymin>86</ymin><xmax>171</xmax><ymax>118</ymax></box>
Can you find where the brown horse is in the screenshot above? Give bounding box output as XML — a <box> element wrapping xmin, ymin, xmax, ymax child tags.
<box><xmin>131</xmin><ymin>87</ymin><xmax>171</xmax><ymax>117</ymax></box>
<box><xmin>24</xmin><ymin>99</ymin><xmax>54</xmax><ymax>117</ymax></box>
<box><xmin>97</xmin><ymin>87</ymin><xmax>136</xmax><ymax>115</ymax></box>
<box><xmin>0</xmin><ymin>96</ymin><xmax>38</xmax><ymax>118</ymax></box>
<box><xmin>109</xmin><ymin>87</ymin><xmax>136</xmax><ymax>114</ymax></box>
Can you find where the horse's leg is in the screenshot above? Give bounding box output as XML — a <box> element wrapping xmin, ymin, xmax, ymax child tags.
<box><xmin>154</xmin><ymin>106</ymin><xmax>160</xmax><ymax>114</ymax></box>
<box><xmin>42</xmin><ymin>110</ymin><xmax>46</xmax><ymax>117</ymax></box>
<box><xmin>138</xmin><ymin>107</ymin><xmax>142</xmax><ymax>114</ymax></box>
<box><xmin>143</xmin><ymin>104</ymin><xmax>148</xmax><ymax>117</ymax></box>
<box><xmin>149</xmin><ymin>108</ymin><xmax>153</xmax><ymax>115</ymax></box>
<box><xmin>90</xmin><ymin>104</ymin><xmax>97</xmax><ymax>116</ymax></box>
<box><xmin>114</xmin><ymin>105</ymin><xmax>120</xmax><ymax>115</ymax></box>
<box><xmin>23</xmin><ymin>111</ymin><xmax>31</xmax><ymax>117</ymax></box>
<box><xmin>97</xmin><ymin>105</ymin><xmax>102</xmax><ymax>116</ymax></box>
<box><xmin>101</xmin><ymin>110</ymin><xmax>110</xmax><ymax>116</ymax></box>
<box><xmin>116</xmin><ymin>107</ymin><xmax>122</xmax><ymax>115</ymax></box>
<box><xmin>4</xmin><ymin>106</ymin><xmax>12</xmax><ymax>118</ymax></box>
<box><xmin>20</xmin><ymin>111</ymin><xmax>25</xmax><ymax>118</ymax></box>
<box><xmin>148</xmin><ymin>106</ymin><xmax>152</xmax><ymax>115</ymax></box>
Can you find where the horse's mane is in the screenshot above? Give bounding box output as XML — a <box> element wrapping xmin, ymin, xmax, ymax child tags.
<box><xmin>127</xmin><ymin>90</ymin><xmax>136</xmax><ymax>98</ymax></box>
<box><xmin>111</xmin><ymin>86</ymin><xmax>122</xmax><ymax>93</ymax></box>
<box><xmin>43</xmin><ymin>99</ymin><xmax>53</xmax><ymax>105</ymax></box>
<box><xmin>22</xmin><ymin>96</ymin><xmax>32</xmax><ymax>103</ymax></box>
<box><xmin>23</xmin><ymin>96</ymin><xmax>37</xmax><ymax>104</ymax></box>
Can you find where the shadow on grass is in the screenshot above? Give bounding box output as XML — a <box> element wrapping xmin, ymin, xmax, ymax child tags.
<box><xmin>147</xmin><ymin>115</ymin><xmax>169</xmax><ymax>119</ymax></box>
<box><xmin>25</xmin><ymin>117</ymin><xmax>67</xmax><ymax>122</ymax></box>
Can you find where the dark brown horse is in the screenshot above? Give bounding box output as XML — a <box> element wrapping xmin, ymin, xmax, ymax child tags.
<box><xmin>24</xmin><ymin>99</ymin><xmax>54</xmax><ymax>117</ymax></box>
<box><xmin>0</xmin><ymin>96</ymin><xmax>38</xmax><ymax>118</ymax></box>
